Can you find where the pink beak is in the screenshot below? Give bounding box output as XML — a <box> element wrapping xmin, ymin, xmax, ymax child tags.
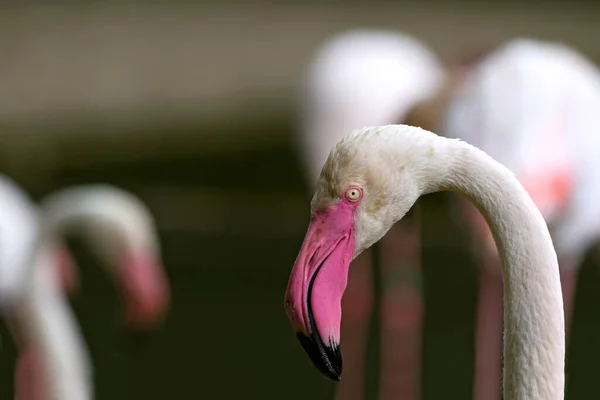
<box><xmin>117</xmin><ymin>251</ymin><xmax>170</xmax><ymax>330</ymax></box>
<box><xmin>52</xmin><ymin>244</ymin><xmax>79</xmax><ymax>295</ymax></box>
<box><xmin>14</xmin><ymin>348</ymin><xmax>43</xmax><ymax>400</ymax></box>
<box><xmin>284</xmin><ymin>199</ymin><xmax>357</xmax><ymax>381</ymax></box>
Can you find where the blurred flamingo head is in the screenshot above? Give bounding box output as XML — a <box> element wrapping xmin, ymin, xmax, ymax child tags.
<box><xmin>43</xmin><ymin>186</ymin><xmax>171</xmax><ymax>330</ymax></box>
<box><xmin>84</xmin><ymin>207</ymin><xmax>171</xmax><ymax>331</ymax></box>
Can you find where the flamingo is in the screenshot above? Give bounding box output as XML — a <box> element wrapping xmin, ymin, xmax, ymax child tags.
<box><xmin>39</xmin><ymin>185</ymin><xmax>170</xmax><ymax>331</ymax></box>
<box><xmin>0</xmin><ymin>175</ymin><xmax>90</xmax><ymax>400</ymax></box>
<box><xmin>441</xmin><ymin>38</ymin><xmax>600</xmax><ymax>400</ymax></box>
<box><xmin>284</xmin><ymin>124</ymin><xmax>565</xmax><ymax>399</ymax></box>
<box><xmin>2</xmin><ymin>183</ymin><xmax>169</xmax><ymax>399</ymax></box>
<box><xmin>298</xmin><ymin>29</ymin><xmax>443</xmax><ymax>399</ymax></box>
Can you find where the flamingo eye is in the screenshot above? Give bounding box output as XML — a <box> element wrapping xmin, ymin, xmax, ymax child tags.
<box><xmin>345</xmin><ymin>187</ymin><xmax>363</xmax><ymax>202</ymax></box>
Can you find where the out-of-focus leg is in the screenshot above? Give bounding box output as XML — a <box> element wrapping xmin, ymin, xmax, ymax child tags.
<box><xmin>460</xmin><ymin>199</ymin><xmax>503</xmax><ymax>400</ymax></box>
<box><xmin>473</xmin><ymin>260</ymin><xmax>503</xmax><ymax>400</ymax></box>
<box><xmin>15</xmin><ymin>348</ymin><xmax>43</xmax><ymax>400</ymax></box>
<box><xmin>379</xmin><ymin>206</ymin><xmax>423</xmax><ymax>400</ymax></box>
<box><xmin>334</xmin><ymin>250</ymin><xmax>374</xmax><ymax>400</ymax></box>
<box><xmin>559</xmin><ymin>263</ymin><xmax>578</xmax><ymax>340</ymax></box>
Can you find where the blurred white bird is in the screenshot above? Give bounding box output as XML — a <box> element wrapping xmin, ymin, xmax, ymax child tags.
<box><xmin>1</xmin><ymin>182</ymin><xmax>170</xmax><ymax>400</ymax></box>
<box><xmin>39</xmin><ymin>185</ymin><xmax>170</xmax><ymax>331</ymax></box>
<box><xmin>0</xmin><ymin>175</ymin><xmax>91</xmax><ymax>400</ymax></box>
<box><xmin>298</xmin><ymin>28</ymin><xmax>443</xmax><ymax>400</ymax></box>
<box><xmin>442</xmin><ymin>38</ymin><xmax>600</xmax><ymax>400</ymax></box>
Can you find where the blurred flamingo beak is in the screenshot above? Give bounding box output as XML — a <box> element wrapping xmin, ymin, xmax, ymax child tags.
<box><xmin>284</xmin><ymin>200</ymin><xmax>357</xmax><ymax>381</ymax></box>
<box><xmin>52</xmin><ymin>244</ymin><xmax>79</xmax><ymax>295</ymax></box>
<box><xmin>118</xmin><ymin>251</ymin><xmax>170</xmax><ymax>330</ymax></box>
<box><xmin>15</xmin><ymin>348</ymin><xmax>43</xmax><ymax>400</ymax></box>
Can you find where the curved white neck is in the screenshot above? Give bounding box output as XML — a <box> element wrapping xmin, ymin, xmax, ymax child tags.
<box><xmin>18</xmin><ymin>185</ymin><xmax>147</xmax><ymax>400</ymax></box>
<box><xmin>424</xmin><ymin>137</ymin><xmax>565</xmax><ymax>399</ymax></box>
<box><xmin>20</xmin><ymin>242</ymin><xmax>93</xmax><ymax>400</ymax></box>
<box><xmin>16</xmin><ymin>193</ymin><xmax>113</xmax><ymax>400</ymax></box>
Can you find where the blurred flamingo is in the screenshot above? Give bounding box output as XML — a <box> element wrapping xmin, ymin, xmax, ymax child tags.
<box><xmin>39</xmin><ymin>185</ymin><xmax>170</xmax><ymax>331</ymax></box>
<box><xmin>0</xmin><ymin>175</ymin><xmax>91</xmax><ymax>400</ymax></box>
<box><xmin>297</xmin><ymin>29</ymin><xmax>443</xmax><ymax>399</ymax></box>
<box><xmin>442</xmin><ymin>38</ymin><xmax>600</xmax><ymax>400</ymax></box>
<box><xmin>2</xmin><ymin>183</ymin><xmax>169</xmax><ymax>399</ymax></box>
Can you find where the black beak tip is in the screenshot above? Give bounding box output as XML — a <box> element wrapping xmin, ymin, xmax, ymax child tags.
<box><xmin>296</xmin><ymin>332</ymin><xmax>342</xmax><ymax>381</ymax></box>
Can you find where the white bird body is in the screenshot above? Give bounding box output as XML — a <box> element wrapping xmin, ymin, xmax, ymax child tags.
<box><xmin>442</xmin><ymin>38</ymin><xmax>600</xmax><ymax>400</ymax></box>
<box><xmin>0</xmin><ymin>176</ymin><xmax>40</xmax><ymax>310</ymax></box>
<box><xmin>285</xmin><ymin>124</ymin><xmax>565</xmax><ymax>399</ymax></box>
<box><xmin>299</xmin><ymin>29</ymin><xmax>444</xmax><ymax>186</ymax></box>
<box><xmin>444</xmin><ymin>38</ymin><xmax>600</xmax><ymax>263</ymax></box>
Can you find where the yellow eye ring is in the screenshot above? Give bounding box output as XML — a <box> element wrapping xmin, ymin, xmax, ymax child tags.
<box><xmin>346</xmin><ymin>187</ymin><xmax>363</xmax><ymax>202</ymax></box>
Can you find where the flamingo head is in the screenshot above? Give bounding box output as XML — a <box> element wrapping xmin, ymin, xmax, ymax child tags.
<box><xmin>285</xmin><ymin>126</ymin><xmax>423</xmax><ymax>380</ymax></box>
<box><xmin>67</xmin><ymin>190</ymin><xmax>172</xmax><ymax>331</ymax></box>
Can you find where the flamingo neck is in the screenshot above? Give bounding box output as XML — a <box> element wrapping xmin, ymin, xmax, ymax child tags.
<box><xmin>19</xmin><ymin>240</ymin><xmax>93</xmax><ymax>400</ymax></box>
<box><xmin>424</xmin><ymin>137</ymin><xmax>565</xmax><ymax>399</ymax></box>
